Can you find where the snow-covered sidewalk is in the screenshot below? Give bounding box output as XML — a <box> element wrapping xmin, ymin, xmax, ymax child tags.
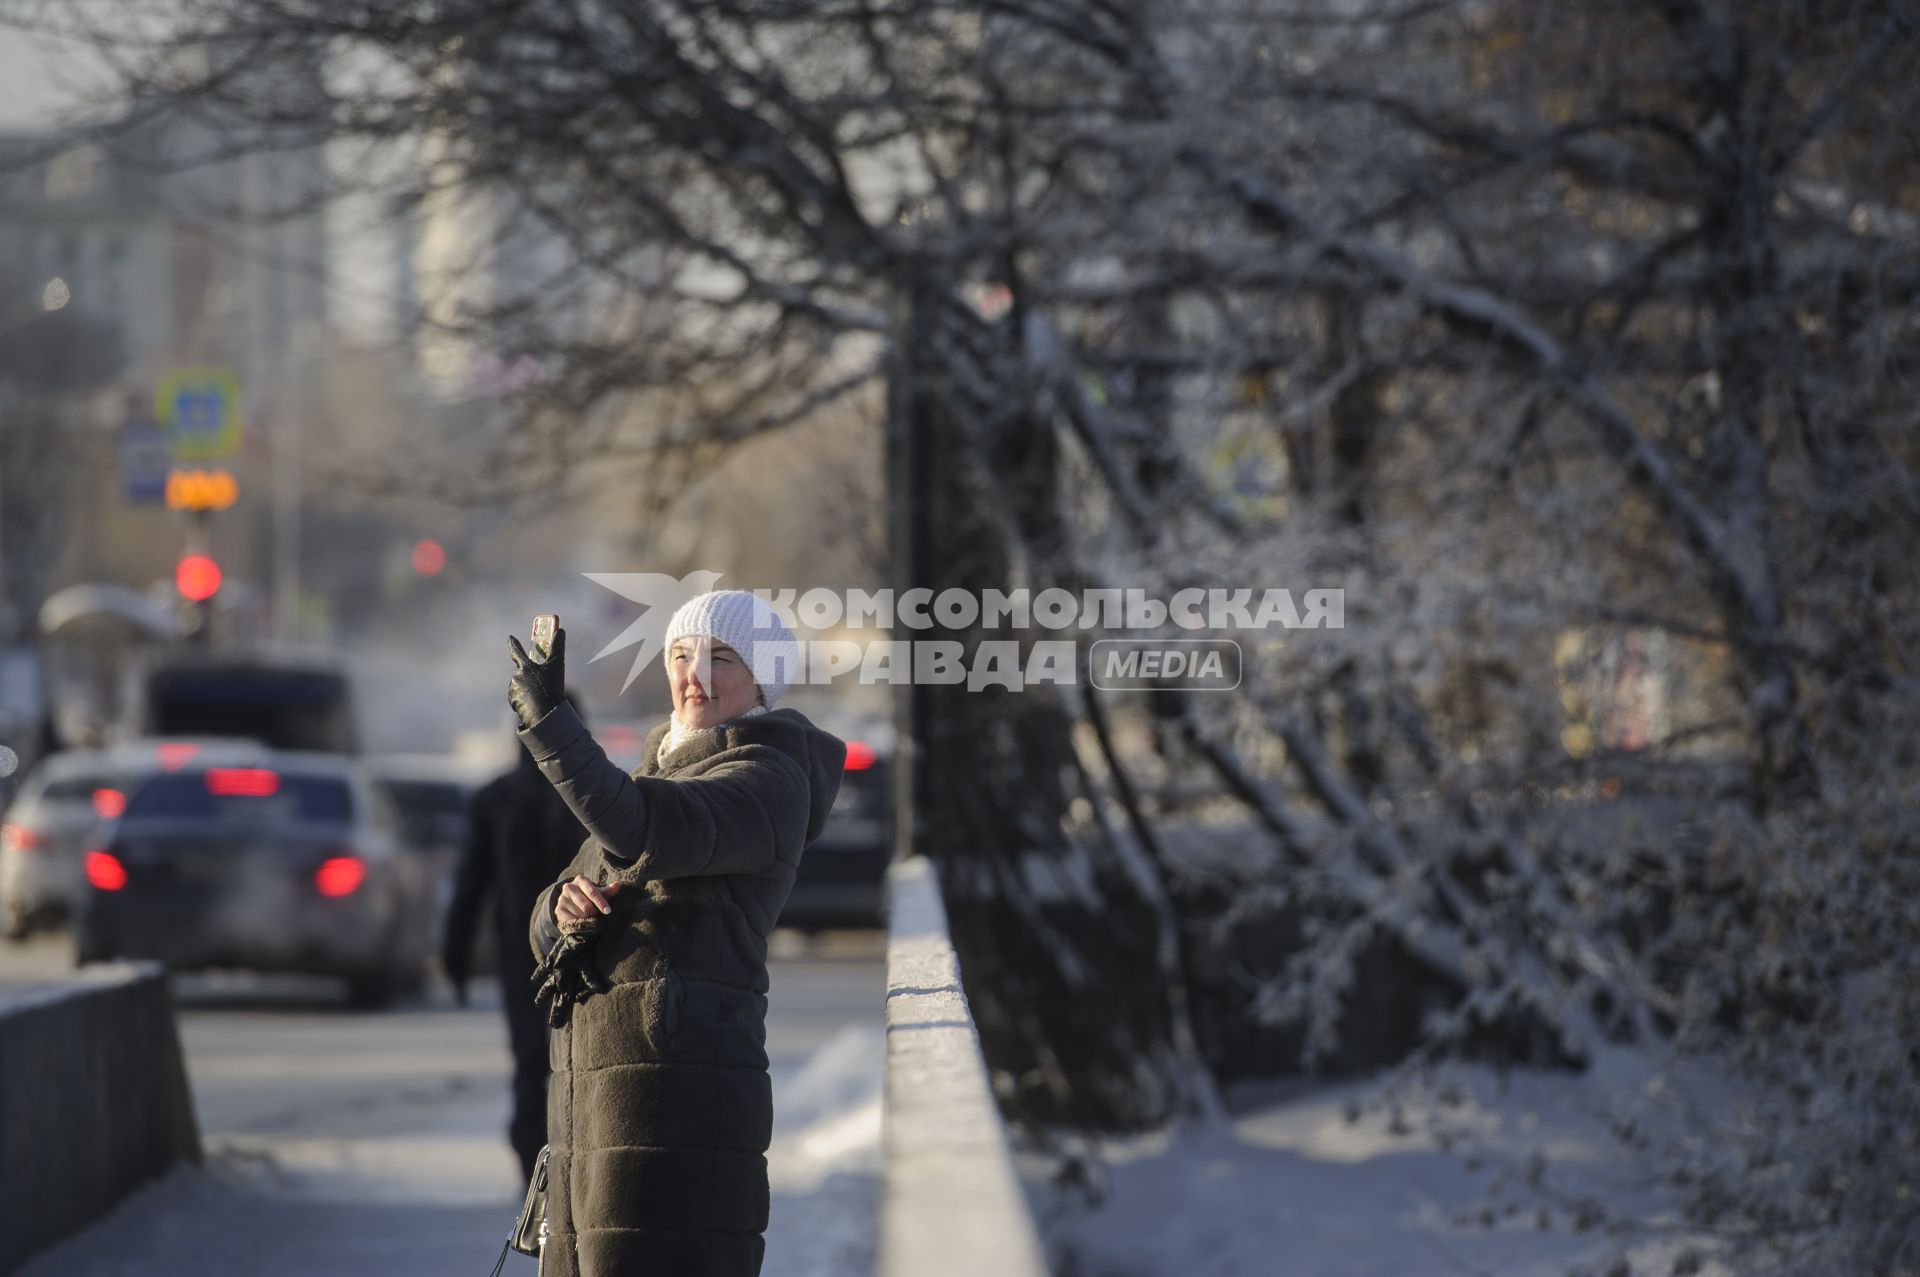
<box><xmin>17</xmin><ymin>987</ymin><xmax>883</xmax><ymax>1277</ymax></box>
<box><xmin>767</xmin><ymin>1023</ymin><xmax>885</xmax><ymax>1277</ymax></box>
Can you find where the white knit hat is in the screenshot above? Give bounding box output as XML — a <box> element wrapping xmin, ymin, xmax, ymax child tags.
<box><xmin>662</xmin><ymin>589</ymin><xmax>801</xmax><ymax>707</ymax></box>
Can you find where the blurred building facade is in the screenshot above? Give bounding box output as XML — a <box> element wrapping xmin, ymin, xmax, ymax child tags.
<box><xmin>0</xmin><ymin>110</ymin><xmax>329</xmax><ymax>638</ymax></box>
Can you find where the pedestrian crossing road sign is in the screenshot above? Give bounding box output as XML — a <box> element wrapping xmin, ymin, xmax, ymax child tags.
<box><xmin>156</xmin><ymin>367</ymin><xmax>243</xmax><ymax>461</ymax></box>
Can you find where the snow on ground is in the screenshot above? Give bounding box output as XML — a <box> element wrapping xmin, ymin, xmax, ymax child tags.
<box><xmin>767</xmin><ymin>1022</ymin><xmax>885</xmax><ymax>1277</ymax></box>
<box><xmin>14</xmin><ymin>1143</ymin><xmax>519</xmax><ymax>1277</ymax></box>
<box><xmin>1024</xmin><ymin>1052</ymin><xmax>1733</xmax><ymax>1277</ymax></box>
<box><xmin>16</xmin><ymin>980</ymin><xmax>884</xmax><ymax>1277</ymax></box>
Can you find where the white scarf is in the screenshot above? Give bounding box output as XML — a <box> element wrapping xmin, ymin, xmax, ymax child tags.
<box><xmin>658</xmin><ymin>702</ymin><xmax>769</xmax><ymax>767</ymax></box>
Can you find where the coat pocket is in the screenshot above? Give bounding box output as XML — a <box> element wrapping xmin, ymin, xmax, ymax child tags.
<box><xmin>641</xmin><ymin>969</ymin><xmax>686</xmax><ymax>1058</ymax></box>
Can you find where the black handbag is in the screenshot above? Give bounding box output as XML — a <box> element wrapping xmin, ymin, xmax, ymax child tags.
<box><xmin>486</xmin><ymin>1144</ymin><xmax>551</xmax><ymax>1275</ymax></box>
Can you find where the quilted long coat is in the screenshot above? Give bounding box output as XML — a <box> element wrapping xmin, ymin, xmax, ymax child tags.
<box><xmin>517</xmin><ymin>702</ymin><xmax>848</xmax><ymax>1277</ymax></box>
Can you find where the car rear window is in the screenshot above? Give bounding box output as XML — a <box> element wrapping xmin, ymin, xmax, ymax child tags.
<box><xmin>124</xmin><ymin>771</ymin><xmax>353</xmax><ymax>823</ymax></box>
<box><xmin>40</xmin><ymin>775</ymin><xmax>142</xmax><ymax>802</ymax></box>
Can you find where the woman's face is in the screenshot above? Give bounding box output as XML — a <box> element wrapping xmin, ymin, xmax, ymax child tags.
<box><xmin>669</xmin><ymin>635</ymin><xmax>761</xmax><ymax>729</ymax></box>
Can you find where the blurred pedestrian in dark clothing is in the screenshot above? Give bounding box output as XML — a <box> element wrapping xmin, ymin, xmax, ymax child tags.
<box><xmin>442</xmin><ymin>695</ymin><xmax>589</xmax><ymax>1181</ymax></box>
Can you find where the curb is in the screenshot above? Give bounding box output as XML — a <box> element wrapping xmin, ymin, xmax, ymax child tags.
<box><xmin>878</xmin><ymin>857</ymin><xmax>1048</xmax><ymax>1277</ymax></box>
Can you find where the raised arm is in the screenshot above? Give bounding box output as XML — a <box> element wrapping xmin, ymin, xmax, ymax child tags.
<box><xmin>516</xmin><ymin>701</ymin><xmax>811</xmax><ymax>880</ymax></box>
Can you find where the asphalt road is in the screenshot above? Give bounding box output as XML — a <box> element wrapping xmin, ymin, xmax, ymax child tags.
<box><xmin>0</xmin><ymin>930</ymin><xmax>885</xmax><ymax>1277</ymax></box>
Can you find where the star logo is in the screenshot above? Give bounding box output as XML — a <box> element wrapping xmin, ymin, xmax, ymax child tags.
<box><xmin>582</xmin><ymin>570</ymin><xmax>728</xmax><ymax>692</ymax></box>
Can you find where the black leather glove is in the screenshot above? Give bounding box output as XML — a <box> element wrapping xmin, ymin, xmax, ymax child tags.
<box><xmin>530</xmin><ymin>919</ymin><xmax>611</xmax><ymax>1028</ymax></box>
<box><xmin>507</xmin><ymin>627</ymin><xmax>566</xmax><ymax>731</ymax></box>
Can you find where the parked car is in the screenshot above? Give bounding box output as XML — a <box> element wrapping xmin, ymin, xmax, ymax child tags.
<box><xmin>1</xmin><ymin>739</ymin><xmax>227</xmax><ymax>939</ymax></box>
<box><xmin>778</xmin><ymin>699</ymin><xmax>894</xmax><ymax>933</ymax></box>
<box><xmin>74</xmin><ymin>745</ymin><xmax>431</xmax><ymax>1007</ymax></box>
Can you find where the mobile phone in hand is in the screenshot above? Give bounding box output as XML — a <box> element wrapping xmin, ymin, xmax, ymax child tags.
<box><xmin>531</xmin><ymin>613</ymin><xmax>559</xmax><ymax>661</ymax></box>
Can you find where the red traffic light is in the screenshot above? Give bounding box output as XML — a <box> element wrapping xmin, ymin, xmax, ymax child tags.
<box><xmin>176</xmin><ymin>553</ymin><xmax>222</xmax><ymax>601</ymax></box>
<box><xmin>411</xmin><ymin>539</ymin><xmax>446</xmax><ymax>576</ymax></box>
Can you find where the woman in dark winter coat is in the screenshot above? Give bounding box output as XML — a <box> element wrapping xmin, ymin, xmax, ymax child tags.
<box><xmin>506</xmin><ymin>589</ymin><xmax>846</xmax><ymax>1277</ymax></box>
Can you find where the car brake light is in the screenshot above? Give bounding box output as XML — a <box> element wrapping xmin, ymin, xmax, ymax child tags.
<box><xmin>315</xmin><ymin>855</ymin><xmax>366</xmax><ymax>897</ymax></box>
<box><xmin>1</xmin><ymin>823</ymin><xmax>42</xmax><ymax>853</ymax></box>
<box><xmin>155</xmin><ymin>743</ymin><xmax>200</xmax><ymax>770</ymax></box>
<box><xmin>844</xmin><ymin>740</ymin><xmax>876</xmax><ymax>771</ymax></box>
<box><xmin>85</xmin><ymin>850</ymin><xmax>127</xmax><ymax>891</ymax></box>
<box><xmin>206</xmin><ymin>768</ymin><xmax>281</xmax><ymax>797</ymax></box>
<box><xmin>91</xmin><ymin>788</ymin><xmax>127</xmax><ymax>819</ymax></box>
